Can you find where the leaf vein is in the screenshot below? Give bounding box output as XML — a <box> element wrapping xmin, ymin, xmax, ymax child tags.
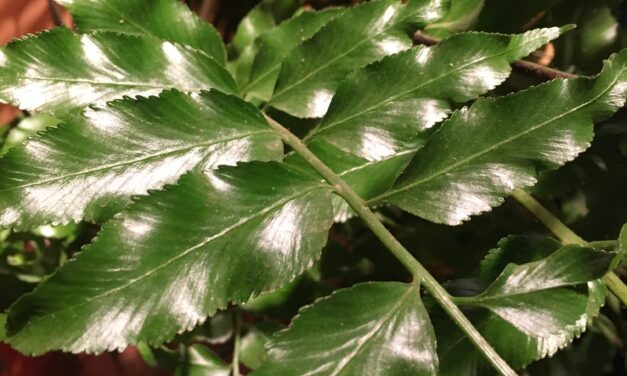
<box><xmin>371</xmin><ymin>71</ymin><xmax>623</xmax><ymax>203</ymax></box>
<box><xmin>10</xmin><ymin>184</ymin><xmax>327</xmax><ymax>334</ymax></box>
<box><xmin>0</xmin><ymin>130</ymin><xmax>274</xmax><ymax>193</ymax></box>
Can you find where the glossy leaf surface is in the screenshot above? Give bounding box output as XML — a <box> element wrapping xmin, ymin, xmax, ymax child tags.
<box><xmin>244</xmin><ymin>9</ymin><xmax>341</xmax><ymax>101</ymax></box>
<box><xmin>472</xmin><ymin>245</ymin><xmax>613</xmax><ymax>334</ymax></box>
<box><xmin>177</xmin><ymin>344</ymin><xmax>231</xmax><ymax>376</ymax></box>
<box><xmin>138</xmin><ymin>341</ymin><xmax>232</xmax><ymax>374</ymax></box>
<box><xmin>310</xmin><ymin>28</ymin><xmax>564</xmax><ymax>160</ymax></box>
<box><xmin>435</xmin><ymin>235</ymin><xmax>612</xmax><ymax>374</ymax></box>
<box><xmin>301</xmin><ymin>28</ymin><xmax>563</xmax><ymax>220</ymax></box>
<box><xmin>228</xmin><ymin>0</ymin><xmax>300</xmax><ymax>88</ymax></box>
<box><xmin>5</xmin><ymin>163</ymin><xmax>334</xmax><ymax>354</ymax></box>
<box><xmin>0</xmin><ymin>28</ymin><xmax>236</xmax><ymax>114</ymax></box>
<box><xmin>284</xmin><ymin>140</ymin><xmax>415</xmax><ymax>221</ymax></box>
<box><xmin>0</xmin><ymin>90</ymin><xmax>282</xmax><ymax>228</ymax></box>
<box><xmin>230</xmin><ymin>0</ymin><xmax>299</xmax><ymax>55</ymax></box>
<box><xmin>269</xmin><ymin>0</ymin><xmax>448</xmax><ymax>118</ymax></box>
<box><xmin>228</xmin><ymin>3</ymin><xmax>277</xmax><ymax>87</ymax></box>
<box><xmin>381</xmin><ymin>49</ymin><xmax>627</xmax><ymax>225</ymax></box>
<box><xmin>230</xmin><ymin>5</ymin><xmax>273</xmax><ymax>55</ymax></box>
<box><xmin>57</xmin><ymin>0</ymin><xmax>226</xmax><ymax>63</ymax></box>
<box><xmin>254</xmin><ymin>282</ymin><xmax>437</xmax><ymax>376</ymax></box>
<box><xmin>425</xmin><ymin>0</ymin><xmax>484</xmax><ymax>37</ymax></box>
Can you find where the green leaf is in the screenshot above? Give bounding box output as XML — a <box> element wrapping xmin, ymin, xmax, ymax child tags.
<box><xmin>139</xmin><ymin>342</ymin><xmax>232</xmax><ymax>376</ymax></box>
<box><xmin>228</xmin><ymin>0</ymin><xmax>300</xmax><ymax>87</ymax></box>
<box><xmin>299</xmin><ymin>28</ymin><xmax>563</xmax><ymax>220</ymax></box>
<box><xmin>31</xmin><ymin>223</ymin><xmax>77</xmax><ymax>240</ymax></box>
<box><xmin>244</xmin><ymin>9</ymin><xmax>342</xmax><ymax>101</ymax></box>
<box><xmin>230</xmin><ymin>10</ymin><xmax>274</xmax><ymax>56</ymax></box>
<box><xmin>284</xmin><ymin>140</ymin><xmax>415</xmax><ymax>221</ymax></box>
<box><xmin>578</xmin><ymin>5</ymin><xmax>619</xmax><ymax>70</ymax></box>
<box><xmin>228</xmin><ymin>5</ymin><xmax>277</xmax><ymax>86</ymax></box>
<box><xmin>0</xmin><ymin>274</ymin><xmax>34</xmax><ymax>312</ymax></box>
<box><xmin>136</xmin><ymin>342</ymin><xmax>159</xmax><ymax>367</ymax></box>
<box><xmin>204</xmin><ymin>312</ymin><xmax>234</xmax><ymax>345</ymax></box>
<box><xmin>0</xmin><ymin>114</ymin><xmax>59</xmax><ymax>156</ymax></box>
<box><xmin>176</xmin><ymin>344</ymin><xmax>230</xmax><ymax>376</ymax></box>
<box><xmin>268</xmin><ymin>0</ymin><xmax>448</xmax><ymax>118</ymax></box>
<box><xmin>435</xmin><ymin>235</ymin><xmax>613</xmax><ymax>374</ymax></box>
<box><xmin>239</xmin><ymin>324</ymin><xmax>281</xmax><ymax>370</ymax></box>
<box><xmin>379</xmin><ymin>49</ymin><xmax>627</xmax><ymax>225</ymax></box>
<box><xmin>230</xmin><ymin>43</ymin><xmax>263</xmax><ymax>90</ymax></box>
<box><xmin>309</xmin><ymin>28</ymin><xmax>565</xmax><ymax>160</ymax></box>
<box><xmin>475</xmin><ymin>234</ymin><xmax>562</xmax><ymax>281</ymax></box>
<box><xmin>525</xmin><ymin>320</ymin><xmax>618</xmax><ymax>376</ymax></box>
<box><xmin>254</xmin><ymin>282</ymin><xmax>437</xmax><ymax>376</ymax></box>
<box><xmin>619</xmin><ymin>224</ymin><xmax>627</xmax><ymax>261</ymax></box>
<box><xmin>0</xmin><ymin>90</ymin><xmax>282</xmax><ymax>228</ymax></box>
<box><xmin>472</xmin><ymin>246</ymin><xmax>613</xmax><ymax>333</ymax></box>
<box><xmin>230</xmin><ymin>0</ymin><xmax>300</xmax><ymax>54</ymax></box>
<box><xmin>0</xmin><ymin>28</ymin><xmax>237</xmax><ymax>114</ymax></box>
<box><xmin>57</xmin><ymin>0</ymin><xmax>226</xmax><ymax>64</ymax></box>
<box><xmin>425</xmin><ymin>0</ymin><xmax>485</xmax><ymax>37</ymax></box>
<box><xmin>5</xmin><ymin>162</ymin><xmax>334</xmax><ymax>354</ymax></box>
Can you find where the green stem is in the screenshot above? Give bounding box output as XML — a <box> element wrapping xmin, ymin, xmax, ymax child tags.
<box><xmin>511</xmin><ymin>189</ymin><xmax>585</xmax><ymax>244</ymax></box>
<box><xmin>265</xmin><ymin>114</ymin><xmax>517</xmax><ymax>376</ymax></box>
<box><xmin>232</xmin><ymin>309</ymin><xmax>242</xmax><ymax>376</ymax></box>
<box><xmin>603</xmin><ymin>273</ymin><xmax>627</xmax><ymax>306</ymax></box>
<box><xmin>452</xmin><ymin>296</ymin><xmax>476</xmax><ymax>305</ymax></box>
<box><xmin>512</xmin><ymin>188</ymin><xmax>627</xmax><ymax>306</ymax></box>
<box><xmin>588</xmin><ymin>240</ymin><xmax>619</xmax><ymax>250</ymax></box>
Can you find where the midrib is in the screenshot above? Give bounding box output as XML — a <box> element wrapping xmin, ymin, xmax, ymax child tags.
<box><xmin>308</xmin><ymin>34</ymin><xmax>553</xmax><ymax>140</ymax></box>
<box><xmin>270</xmin><ymin>2</ymin><xmax>405</xmax><ymax>102</ymax></box>
<box><xmin>369</xmin><ymin>72</ymin><xmax>621</xmax><ymax>203</ymax></box>
<box><xmin>10</xmin><ymin>185</ymin><xmax>326</xmax><ymax>333</ymax></box>
<box><xmin>0</xmin><ymin>130</ymin><xmax>274</xmax><ymax>192</ymax></box>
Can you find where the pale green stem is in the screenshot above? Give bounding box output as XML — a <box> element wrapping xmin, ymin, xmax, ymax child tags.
<box><xmin>588</xmin><ymin>240</ymin><xmax>619</xmax><ymax>249</ymax></box>
<box><xmin>512</xmin><ymin>189</ymin><xmax>627</xmax><ymax>306</ymax></box>
<box><xmin>265</xmin><ymin>114</ymin><xmax>517</xmax><ymax>376</ymax></box>
<box><xmin>232</xmin><ymin>309</ymin><xmax>242</xmax><ymax>376</ymax></box>
<box><xmin>451</xmin><ymin>296</ymin><xmax>475</xmax><ymax>305</ymax></box>
<box><xmin>603</xmin><ymin>273</ymin><xmax>627</xmax><ymax>306</ymax></box>
<box><xmin>511</xmin><ymin>189</ymin><xmax>585</xmax><ymax>244</ymax></box>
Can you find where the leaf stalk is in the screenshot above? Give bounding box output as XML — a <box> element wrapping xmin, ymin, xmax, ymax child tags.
<box><xmin>264</xmin><ymin>114</ymin><xmax>517</xmax><ymax>376</ymax></box>
<box><xmin>588</xmin><ymin>240</ymin><xmax>619</xmax><ymax>250</ymax></box>
<box><xmin>232</xmin><ymin>309</ymin><xmax>242</xmax><ymax>376</ymax></box>
<box><xmin>512</xmin><ymin>189</ymin><xmax>627</xmax><ymax>306</ymax></box>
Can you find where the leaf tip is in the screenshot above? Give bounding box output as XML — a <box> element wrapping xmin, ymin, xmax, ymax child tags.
<box><xmin>559</xmin><ymin>24</ymin><xmax>577</xmax><ymax>33</ymax></box>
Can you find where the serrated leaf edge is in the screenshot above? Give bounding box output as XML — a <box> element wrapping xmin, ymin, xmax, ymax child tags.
<box><xmin>5</xmin><ymin>164</ymin><xmax>333</xmax><ymax>355</ymax></box>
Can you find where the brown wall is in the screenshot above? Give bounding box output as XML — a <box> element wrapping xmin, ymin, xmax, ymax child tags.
<box><xmin>0</xmin><ymin>0</ymin><xmax>71</xmax><ymax>124</ymax></box>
